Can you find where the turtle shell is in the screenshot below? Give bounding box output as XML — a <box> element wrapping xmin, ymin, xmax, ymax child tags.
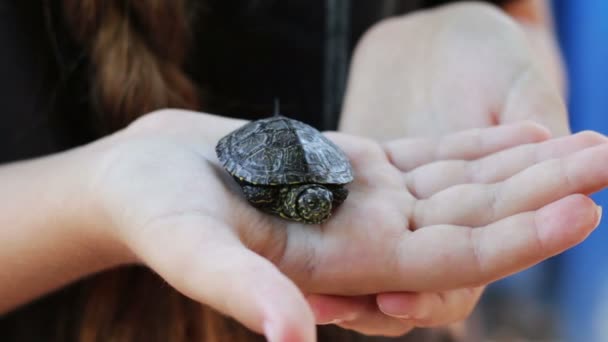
<box><xmin>216</xmin><ymin>116</ymin><xmax>354</xmax><ymax>185</ymax></box>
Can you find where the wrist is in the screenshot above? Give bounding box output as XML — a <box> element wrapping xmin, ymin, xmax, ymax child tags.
<box><xmin>76</xmin><ymin>110</ymin><xmax>248</xmax><ymax>265</ymax></box>
<box><xmin>52</xmin><ymin>144</ymin><xmax>137</xmax><ymax>268</ymax></box>
<box><xmin>0</xmin><ymin>148</ymin><xmax>130</xmax><ymax>312</ymax></box>
<box><xmin>68</xmin><ymin>136</ymin><xmax>139</xmax><ymax>267</ymax></box>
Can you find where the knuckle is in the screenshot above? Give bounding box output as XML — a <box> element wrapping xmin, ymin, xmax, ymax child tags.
<box><xmin>129</xmin><ymin>109</ymin><xmax>176</xmax><ymax>130</ymax></box>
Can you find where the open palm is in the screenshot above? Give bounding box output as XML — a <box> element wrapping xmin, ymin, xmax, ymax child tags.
<box><xmin>334</xmin><ymin>2</ymin><xmax>573</xmax><ymax>336</ymax></box>
<box><xmin>90</xmin><ymin>110</ymin><xmax>607</xmax><ymax>341</ymax></box>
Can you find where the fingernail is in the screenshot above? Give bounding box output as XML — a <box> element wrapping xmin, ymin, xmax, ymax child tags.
<box><xmin>378</xmin><ymin>304</ymin><xmax>416</xmax><ymax>320</ymax></box>
<box><xmin>378</xmin><ymin>309</ymin><xmax>415</xmax><ymax>321</ymax></box>
<box><xmin>596</xmin><ymin>205</ymin><xmax>603</xmax><ymax>228</ymax></box>
<box><xmin>378</xmin><ymin>296</ymin><xmax>430</xmax><ymax>321</ymax></box>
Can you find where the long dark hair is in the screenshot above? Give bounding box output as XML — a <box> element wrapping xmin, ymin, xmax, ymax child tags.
<box><xmin>1</xmin><ymin>1</ymin><xmax>458</xmax><ymax>341</ymax></box>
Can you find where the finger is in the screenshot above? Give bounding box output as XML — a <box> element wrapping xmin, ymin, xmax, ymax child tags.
<box><xmin>295</xmin><ymin>195</ymin><xmax>599</xmax><ymax>295</ymax></box>
<box><xmin>398</xmin><ymin>194</ymin><xmax>601</xmax><ymax>291</ymax></box>
<box><xmin>377</xmin><ymin>287</ymin><xmax>484</xmax><ymax>327</ymax></box>
<box><xmin>130</xmin><ymin>215</ymin><xmax>315</xmax><ymax>342</ymax></box>
<box><xmin>407</xmin><ymin>131</ymin><xmax>608</xmax><ymax>199</ymax></box>
<box><xmin>308</xmin><ymin>294</ymin><xmax>414</xmax><ymax>337</ymax></box>
<box><xmin>414</xmin><ymin>143</ymin><xmax>608</xmax><ymax>228</ymax></box>
<box><xmin>384</xmin><ymin>121</ymin><xmax>551</xmax><ymax>172</ymax></box>
<box><xmin>324</xmin><ymin>132</ymin><xmax>405</xmax><ymax>189</ymax></box>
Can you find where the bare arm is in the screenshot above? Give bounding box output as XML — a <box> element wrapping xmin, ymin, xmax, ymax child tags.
<box><xmin>0</xmin><ymin>111</ymin><xmax>245</xmax><ymax>313</ymax></box>
<box><xmin>0</xmin><ymin>147</ymin><xmax>115</xmax><ymax>312</ymax></box>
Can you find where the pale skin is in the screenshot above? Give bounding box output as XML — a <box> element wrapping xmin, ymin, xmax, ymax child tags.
<box><xmin>1</xmin><ymin>109</ymin><xmax>607</xmax><ymax>342</ymax></box>
<box><xmin>0</xmin><ymin>2</ymin><xmax>598</xmax><ymax>342</ymax></box>
<box><xmin>324</xmin><ymin>0</ymin><xmax>571</xmax><ymax>336</ymax></box>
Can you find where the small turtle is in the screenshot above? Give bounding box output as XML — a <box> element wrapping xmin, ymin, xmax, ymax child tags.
<box><xmin>216</xmin><ymin>113</ymin><xmax>353</xmax><ymax>224</ymax></box>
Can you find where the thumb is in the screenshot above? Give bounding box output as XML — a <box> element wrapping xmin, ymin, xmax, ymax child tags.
<box><xmin>127</xmin><ymin>215</ymin><xmax>316</xmax><ymax>342</ymax></box>
<box><xmin>500</xmin><ymin>66</ymin><xmax>570</xmax><ymax>136</ymax></box>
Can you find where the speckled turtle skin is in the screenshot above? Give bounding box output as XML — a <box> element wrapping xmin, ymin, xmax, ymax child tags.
<box><xmin>216</xmin><ymin>115</ymin><xmax>353</xmax><ymax>224</ymax></box>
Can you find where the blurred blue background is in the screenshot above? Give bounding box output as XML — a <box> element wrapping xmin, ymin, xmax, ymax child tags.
<box><xmin>554</xmin><ymin>1</ymin><xmax>608</xmax><ymax>341</ymax></box>
<box><xmin>482</xmin><ymin>1</ymin><xmax>608</xmax><ymax>341</ymax></box>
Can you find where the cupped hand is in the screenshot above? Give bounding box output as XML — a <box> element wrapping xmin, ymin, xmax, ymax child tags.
<box><xmin>303</xmin><ymin>125</ymin><xmax>605</xmax><ymax>337</ymax></box>
<box><xmin>86</xmin><ymin>111</ymin><xmax>606</xmax><ymax>341</ymax></box>
<box><xmin>335</xmin><ymin>2</ymin><xmax>572</xmax><ymax>335</ymax></box>
<box><xmin>340</xmin><ymin>2</ymin><xmax>568</xmax><ymax>139</ymax></box>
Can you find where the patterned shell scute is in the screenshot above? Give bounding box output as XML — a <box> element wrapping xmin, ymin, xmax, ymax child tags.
<box><xmin>216</xmin><ymin>116</ymin><xmax>353</xmax><ymax>185</ymax></box>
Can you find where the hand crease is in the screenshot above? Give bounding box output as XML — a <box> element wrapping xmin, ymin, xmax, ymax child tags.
<box><xmin>468</xmin><ymin>228</ymin><xmax>485</xmax><ymax>282</ymax></box>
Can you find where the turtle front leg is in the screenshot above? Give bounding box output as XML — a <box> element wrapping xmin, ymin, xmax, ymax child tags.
<box><xmin>328</xmin><ymin>185</ymin><xmax>349</xmax><ymax>207</ymax></box>
<box><xmin>241</xmin><ymin>184</ymin><xmax>280</xmax><ymax>214</ymax></box>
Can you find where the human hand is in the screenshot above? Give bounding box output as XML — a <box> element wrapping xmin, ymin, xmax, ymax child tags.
<box><xmin>335</xmin><ymin>2</ymin><xmax>571</xmax><ymax>335</ymax></box>
<box><xmin>340</xmin><ymin>2</ymin><xmax>569</xmax><ymax>140</ymax></box>
<box><xmin>305</xmin><ymin>123</ymin><xmax>607</xmax><ymax>337</ymax></box>
<box><xmin>82</xmin><ymin>111</ymin><xmax>606</xmax><ymax>341</ymax></box>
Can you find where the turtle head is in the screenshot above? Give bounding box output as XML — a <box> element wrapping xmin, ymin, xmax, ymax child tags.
<box><xmin>295</xmin><ymin>185</ymin><xmax>333</xmax><ymax>224</ymax></box>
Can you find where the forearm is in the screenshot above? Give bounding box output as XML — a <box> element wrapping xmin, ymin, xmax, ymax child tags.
<box><xmin>0</xmin><ymin>144</ymin><xmax>119</xmax><ymax>312</ymax></box>
<box><xmin>0</xmin><ymin>110</ymin><xmax>247</xmax><ymax>313</ymax></box>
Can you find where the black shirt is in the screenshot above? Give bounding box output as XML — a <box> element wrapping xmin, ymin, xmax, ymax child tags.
<box><xmin>0</xmin><ymin>0</ymin><xmax>509</xmax><ymax>162</ymax></box>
